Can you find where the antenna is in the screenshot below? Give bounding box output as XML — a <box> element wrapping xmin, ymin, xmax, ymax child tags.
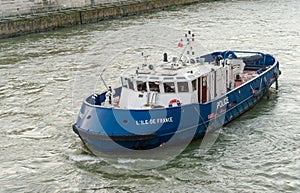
<box><xmin>178</xmin><ymin>31</ymin><xmax>195</xmax><ymax>61</ymax></box>
<box><xmin>99</xmin><ymin>68</ymin><xmax>109</xmax><ymax>90</ymax></box>
<box><xmin>139</xmin><ymin>52</ymin><xmax>150</xmax><ymax>69</ymax></box>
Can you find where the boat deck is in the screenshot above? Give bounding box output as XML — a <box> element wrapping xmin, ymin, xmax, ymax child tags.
<box><xmin>234</xmin><ymin>69</ymin><xmax>259</xmax><ymax>87</ymax></box>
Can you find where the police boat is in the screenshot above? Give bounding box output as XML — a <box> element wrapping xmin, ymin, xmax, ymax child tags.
<box><xmin>73</xmin><ymin>31</ymin><xmax>280</xmax><ymax>154</ymax></box>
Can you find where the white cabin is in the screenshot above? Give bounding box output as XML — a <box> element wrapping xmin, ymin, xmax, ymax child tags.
<box><xmin>114</xmin><ymin>55</ymin><xmax>246</xmax><ymax>109</ymax></box>
<box><xmin>100</xmin><ymin>31</ymin><xmax>253</xmax><ymax>109</ymax></box>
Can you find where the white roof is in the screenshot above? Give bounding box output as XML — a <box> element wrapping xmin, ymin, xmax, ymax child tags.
<box><xmin>121</xmin><ymin>59</ymin><xmax>222</xmax><ymax>81</ymax></box>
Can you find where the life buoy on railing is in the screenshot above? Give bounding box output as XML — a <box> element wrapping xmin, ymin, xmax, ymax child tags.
<box><xmin>168</xmin><ymin>99</ymin><xmax>181</xmax><ymax>107</ymax></box>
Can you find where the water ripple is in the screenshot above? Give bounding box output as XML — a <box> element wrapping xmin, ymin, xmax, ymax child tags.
<box><xmin>0</xmin><ymin>0</ymin><xmax>300</xmax><ymax>192</ymax></box>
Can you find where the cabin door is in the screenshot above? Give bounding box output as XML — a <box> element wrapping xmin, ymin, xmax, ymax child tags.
<box><xmin>201</xmin><ymin>76</ymin><xmax>207</xmax><ymax>103</ymax></box>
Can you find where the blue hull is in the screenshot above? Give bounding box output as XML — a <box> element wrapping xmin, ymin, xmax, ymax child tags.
<box><xmin>73</xmin><ymin>51</ymin><xmax>280</xmax><ymax>154</ymax></box>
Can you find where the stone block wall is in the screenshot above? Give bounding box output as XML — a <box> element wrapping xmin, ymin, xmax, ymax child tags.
<box><xmin>0</xmin><ymin>0</ymin><xmax>210</xmax><ymax>38</ymax></box>
<box><xmin>0</xmin><ymin>0</ymin><xmax>136</xmax><ymax>17</ymax></box>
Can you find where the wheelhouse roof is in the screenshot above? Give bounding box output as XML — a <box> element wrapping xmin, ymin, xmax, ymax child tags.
<box><xmin>120</xmin><ymin>60</ymin><xmax>222</xmax><ymax>82</ymax></box>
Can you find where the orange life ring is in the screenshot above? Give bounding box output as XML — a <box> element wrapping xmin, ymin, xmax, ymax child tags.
<box><xmin>168</xmin><ymin>99</ymin><xmax>181</xmax><ymax>107</ymax></box>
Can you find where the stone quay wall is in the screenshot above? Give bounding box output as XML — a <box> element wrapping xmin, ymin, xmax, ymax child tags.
<box><xmin>0</xmin><ymin>0</ymin><xmax>211</xmax><ymax>39</ymax></box>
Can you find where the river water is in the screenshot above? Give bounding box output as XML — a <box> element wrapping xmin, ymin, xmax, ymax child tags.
<box><xmin>0</xmin><ymin>0</ymin><xmax>299</xmax><ymax>192</ymax></box>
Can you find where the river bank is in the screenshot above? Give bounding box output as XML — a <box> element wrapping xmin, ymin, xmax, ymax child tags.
<box><xmin>0</xmin><ymin>0</ymin><xmax>211</xmax><ymax>39</ymax></box>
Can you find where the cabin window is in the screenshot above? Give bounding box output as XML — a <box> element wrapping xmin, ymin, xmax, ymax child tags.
<box><xmin>149</xmin><ymin>81</ymin><xmax>160</xmax><ymax>92</ymax></box>
<box><xmin>137</xmin><ymin>81</ymin><xmax>147</xmax><ymax>92</ymax></box>
<box><xmin>202</xmin><ymin>77</ymin><xmax>207</xmax><ymax>86</ymax></box>
<box><xmin>149</xmin><ymin>77</ymin><xmax>159</xmax><ymax>80</ymax></box>
<box><xmin>164</xmin><ymin>82</ymin><xmax>175</xmax><ymax>93</ymax></box>
<box><xmin>128</xmin><ymin>79</ymin><xmax>134</xmax><ymax>90</ymax></box>
<box><xmin>164</xmin><ymin>77</ymin><xmax>174</xmax><ymax>80</ymax></box>
<box><xmin>137</xmin><ymin>76</ymin><xmax>147</xmax><ymax>79</ymax></box>
<box><xmin>192</xmin><ymin>79</ymin><xmax>197</xmax><ymax>91</ymax></box>
<box><xmin>177</xmin><ymin>82</ymin><xmax>189</xmax><ymax>92</ymax></box>
<box><xmin>122</xmin><ymin>78</ymin><xmax>127</xmax><ymax>88</ymax></box>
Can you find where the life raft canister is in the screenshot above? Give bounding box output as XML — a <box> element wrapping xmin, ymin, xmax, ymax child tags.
<box><xmin>168</xmin><ymin>99</ymin><xmax>181</xmax><ymax>107</ymax></box>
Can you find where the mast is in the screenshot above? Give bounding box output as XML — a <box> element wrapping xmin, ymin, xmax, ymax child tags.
<box><xmin>178</xmin><ymin>31</ymin><xmax>195</xmax><ymax>62</ymax></box>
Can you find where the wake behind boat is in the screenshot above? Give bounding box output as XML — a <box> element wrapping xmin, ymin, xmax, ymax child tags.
<box><xmin>73</xmin><ymin>31</ymin><xmax>280</xmax><ymax>154</ymax></box>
